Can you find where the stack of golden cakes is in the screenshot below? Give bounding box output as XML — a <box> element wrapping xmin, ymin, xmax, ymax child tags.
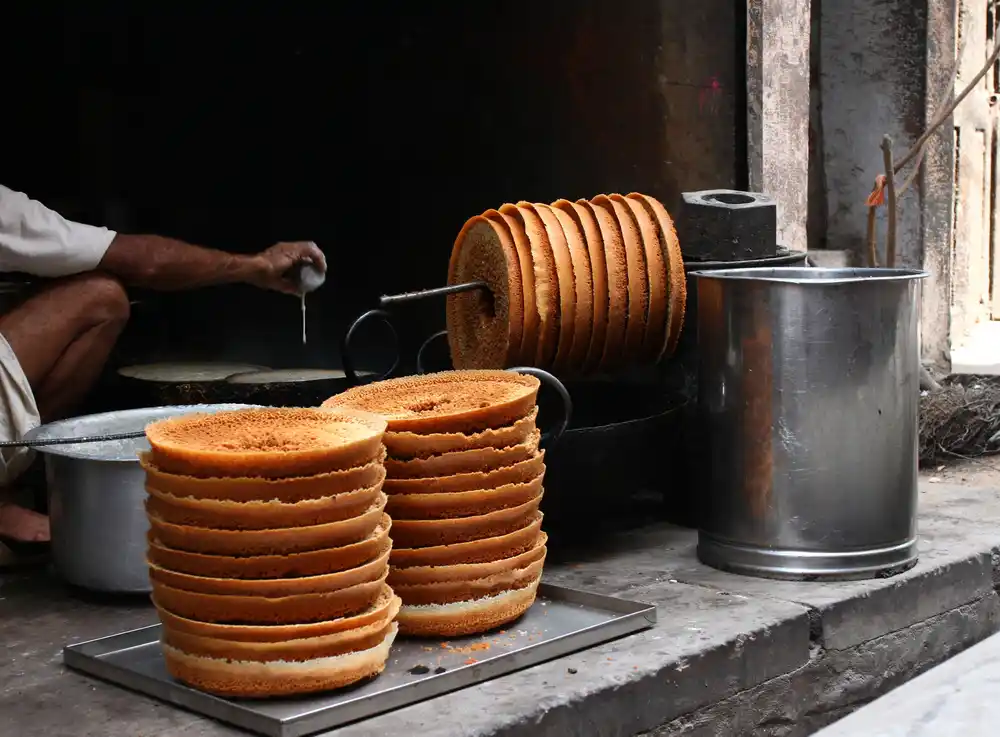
<box><xmin>323</xmin><ymin>370</ymin><xmax>548</xmax><ymax>637</ymax></box>
<box><xmin>446</xmin><ymin>193</ymin><xmax>686</xmax><ymax>375</ymax></box>
<box><xmin>141</xmin><ymin>407</ymin><xmax>399</xmax><ymax>698</ymax></box>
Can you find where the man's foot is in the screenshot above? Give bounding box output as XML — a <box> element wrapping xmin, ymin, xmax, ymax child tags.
<box><xmin>0</xmin><ymin>502</ymin><xmax>50</xmax><ymax>542</ymax></box>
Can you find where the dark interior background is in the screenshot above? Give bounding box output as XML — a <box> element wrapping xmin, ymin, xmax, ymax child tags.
<box><xmin>5</xmin><ymin>2</ymin><xmax>742</xmax><ymax>380</ymax></box>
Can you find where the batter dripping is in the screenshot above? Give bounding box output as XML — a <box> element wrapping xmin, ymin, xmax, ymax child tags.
<box><xmin>301</xmin><ymin>292</ymin><xmax>307</xmax><ymax>344</ymax></box>
<box><xmin>294</xmin><ymin>260</ymin><xmax>326</xmax><ymax>346</ymax></box>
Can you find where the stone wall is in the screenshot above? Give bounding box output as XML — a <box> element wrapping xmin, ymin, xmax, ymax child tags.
<box><xmin>811</xmin><ymin>0</ymin><xmax>957</xmax><ymax>367</ymax></box>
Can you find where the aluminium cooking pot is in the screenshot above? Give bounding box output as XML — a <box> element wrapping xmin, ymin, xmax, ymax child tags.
<box><xmin>24</xmin><ymin>404</ymin><xmax>255</xmax><ymax>594</ymax></box>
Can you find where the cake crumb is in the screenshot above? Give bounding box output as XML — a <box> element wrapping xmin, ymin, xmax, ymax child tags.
<box><xmin>440</xmin><ymin>641</ymin><xmax>491</xmax><ymax>654</ymax></box>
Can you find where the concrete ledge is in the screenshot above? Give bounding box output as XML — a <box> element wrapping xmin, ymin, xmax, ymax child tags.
<box><xmin>3</xmin><ymin>481</ymin><xmax>1000</xmax><ymax>737</ymax></box>
<box><xmin>651</xmin><ymin>593</ymin><xmax>1000</xmax><ymax>736</ymax></box>
<box><xmin>337</xmin><ymin>583</ymin><xmax>810</xmax><ymax>737</ymax></box>
<box><xmin>547</xmin><ymin>490</ymin><xmax>998</xmax><ymax>651</ymax></box>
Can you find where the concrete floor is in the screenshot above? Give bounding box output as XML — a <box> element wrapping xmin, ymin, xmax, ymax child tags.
<box><xmin>921</xmin><ymin>453</ymin><xmax>1000</xmax><ymax>488</ymax></box>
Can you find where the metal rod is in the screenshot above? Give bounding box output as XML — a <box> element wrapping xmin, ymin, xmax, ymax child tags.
<box><xmin>379</xmin><ymin>281</ymin><xmax>489</xmax><ymax>307</ymax></box>
<box><xmin>0</xmin><ymin>431</ymin><xmax>147</xmax><ymax>449</ymax></box>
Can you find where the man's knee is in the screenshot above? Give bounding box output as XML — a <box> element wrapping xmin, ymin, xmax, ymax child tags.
<box><xmin>72</xmin><ymin>273</ymin><xmax>130</xmax><ymax>325</ymax></box>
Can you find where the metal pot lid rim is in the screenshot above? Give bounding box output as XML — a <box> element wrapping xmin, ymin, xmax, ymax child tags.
<box><xmin>117</xmin><ymin>363</ymin><xmax>271</xmax><ymax>382</ymax></box>
<box><xmin>689</xmin><ymin>266</ymin><xmax>929</xmax><ymax>284</ymax></box>
<box><xmin>24</xmin><ymin>403</ymin><xmax>259</xmax><ymax>461</ymax></box>
<box><xmin>683</xmin><ymin>249</ymin><xmax>807</xmax><ymax>271</ymax></box>
<box><xmin>226</xmin><ymin>369</ymin><xmax>376</xmax><ymax>384</ymax></box>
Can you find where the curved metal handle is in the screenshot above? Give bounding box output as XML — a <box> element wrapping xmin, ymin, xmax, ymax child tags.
<box><xmin>340</xmin><ymin>309</ymin><xmax>400</xmax><ymax>385</ymax></box>
<box><xmin>507</xmin><ymin>366</ymin><xmax>572</xmax><ymax>446</ymax></box>
<box><xmin>416</xmin><ymin>330</ymin><xmax>450</xmax><ymax>375</ymax></box>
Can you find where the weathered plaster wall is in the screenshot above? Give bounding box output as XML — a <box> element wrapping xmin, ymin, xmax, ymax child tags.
<box><xmin>749</xmin><ymin>0</ymin><xmax>812</xmax><ymax>251</ymax></box>
<box><xmin>817</xmin><ymin>0</ymin><xmax>929</xmax><ymax>266</ymax></box>
<box><xmin>921</xmin><ymin>1</ymin><xmax>959</xmax><ymax>368</ymax></box>
<box><xmin>814</xmin><ymin>0</ymin><xmax>957</xmax><ymax>367</ymax></box>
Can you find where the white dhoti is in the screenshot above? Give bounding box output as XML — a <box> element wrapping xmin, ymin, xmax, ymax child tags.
<box><xmin>0</xmin><ymin>332</ymin><xmax>39</xmax><ymax>486</ymax></box>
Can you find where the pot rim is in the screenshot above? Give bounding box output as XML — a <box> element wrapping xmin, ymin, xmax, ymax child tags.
<box><xmin>24</xmin><ymin>403</ymin><xmax>257</xmax><ymax>462</ymax></box>
<box><xmin>689</xmin><ymin>267</ymin><xmax>928</xmax><ymax>284</ymax></box>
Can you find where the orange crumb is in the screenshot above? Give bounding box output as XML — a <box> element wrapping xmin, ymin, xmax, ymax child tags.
<box><xmin>443</xmin><ymin>642</ymin><xmax>491</xmax><ymax>654</ymax></box>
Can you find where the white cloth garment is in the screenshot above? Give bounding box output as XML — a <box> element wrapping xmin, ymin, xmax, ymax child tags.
<box><xmin>0</xmin><ymin>184</ymin><xmax>117</xmax><ymax>484</ymax></box>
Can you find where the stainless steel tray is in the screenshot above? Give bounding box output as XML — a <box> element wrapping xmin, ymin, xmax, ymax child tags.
<box><xmin>63</xmin><ymin>583</ymin><xmax>656</xmax><ymax>737</ymax></box>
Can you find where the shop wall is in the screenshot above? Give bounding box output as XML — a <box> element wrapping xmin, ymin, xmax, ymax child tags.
<box><xmin>5</xmin><ymin>2</ymin><xmax>741</xmax><ymax>377</ymax></box>
<box><xmin>810</xmin><ymin>0</ymin><xmax>929</xmax><ymax>262</ymax></box>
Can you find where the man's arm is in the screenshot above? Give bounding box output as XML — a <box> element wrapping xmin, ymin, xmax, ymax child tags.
<box><xmin>99</xmin><ymin>234</ymin><xmax>265</xmax><ymax>291</ymax></box>
<box><xmin>99</xmin><ymin>235</ymin><xmax>325</xmax><ymax>294</ymax></box>
<box><xmin>0</xmin><ymin>184</ymin><xmax>325</xmax><ymax>294</ymax></box>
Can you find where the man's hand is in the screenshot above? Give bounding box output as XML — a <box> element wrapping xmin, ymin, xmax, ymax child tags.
<box><xmin>249</xmin><ymin>241</ymin><xmax>328</xmax><ymax>295</ymax></box>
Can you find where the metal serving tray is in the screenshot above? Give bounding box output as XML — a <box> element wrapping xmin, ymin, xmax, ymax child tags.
<box><xmin>63</xmin><ymin>583</ymin><xmax>656</xmax><ymax>737</ymax></box>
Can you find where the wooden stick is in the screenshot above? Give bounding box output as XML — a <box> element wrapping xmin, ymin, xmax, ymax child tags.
<box><xmin>919</xmin><ymin>364</ymin><xmax>941</xmax><ymax>392</ymax></box>
<box><xmin>898</xmin><ymin>51</ymin><xmax>960</xmax><ymax>196</ymax></box>
<box><xmin>881</xmin><ymin>135</ymin><xmax>898</xmax><ymax>267</ymax></box>
<box><xmin>894</xmin><ymin>34</ymin><xmax>1000</xmax><ymax>175</ymax></box>
<box><xmin>866</xmin><ymin>204</ymin><xmax>879</xmax><ymax>267</ymax></box>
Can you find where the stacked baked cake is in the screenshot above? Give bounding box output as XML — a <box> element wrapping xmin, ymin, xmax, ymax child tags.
<box><xmin>323</xmin><ymin>370</ymin><xmax>548</xmax><ymax>637</ymax></box>
<box><xmin>446</xmin><ymin>193</ymin><xmax>687</xmax><ymax>375</ymax></box>
<box><xmin>141</xmin><ymin>407</ymin><xmax>399</xmax><ymax>698</ymax></box>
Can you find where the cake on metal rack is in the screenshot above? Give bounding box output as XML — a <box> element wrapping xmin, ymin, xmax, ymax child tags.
<box><xmin>141</xmin><ymin>406</ymin><xmax>398</xmax><ymax>699</ymax></box>
<box><xmin>444</xmin><ymin>192</ymin><xmax>685</xmax><ymax>375</ymax></box>
<box><xmin>326</xmin><ymin>370</ymin><xmax>549</xmax><ymax>638</ymax></box>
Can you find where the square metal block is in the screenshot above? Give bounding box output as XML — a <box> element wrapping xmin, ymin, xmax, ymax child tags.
<box><xmin>679</xmin><ymin>190</ymin><xmax>778</xmax><ymax>262</ymax></box>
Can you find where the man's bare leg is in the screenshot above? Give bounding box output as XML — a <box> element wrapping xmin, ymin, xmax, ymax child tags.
<box><xmin>0</xmin><ymin>272</ymin><xmax>129</xmax><ymax>543</ymax></box>
<box><xmin>0</xmin><ymin>272</ymin><xmax>130</xmax><ymax>421</ymax></box>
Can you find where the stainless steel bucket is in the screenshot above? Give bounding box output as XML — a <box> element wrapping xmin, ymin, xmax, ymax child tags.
<box><xmin>24</xmin><ymin>404</ymin><xmax>254</xmax><ymax>593</ymax></box>
<box><xmin>692</xmin><ymin>267</ymin><xmax>927</xmax><ymax>580</ymax></box>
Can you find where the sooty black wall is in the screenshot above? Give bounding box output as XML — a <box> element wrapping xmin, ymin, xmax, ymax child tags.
<box><xmin>5</xmin><ymin>2</ymin><xmax>740</xmax><ymax>380</ymax></box>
